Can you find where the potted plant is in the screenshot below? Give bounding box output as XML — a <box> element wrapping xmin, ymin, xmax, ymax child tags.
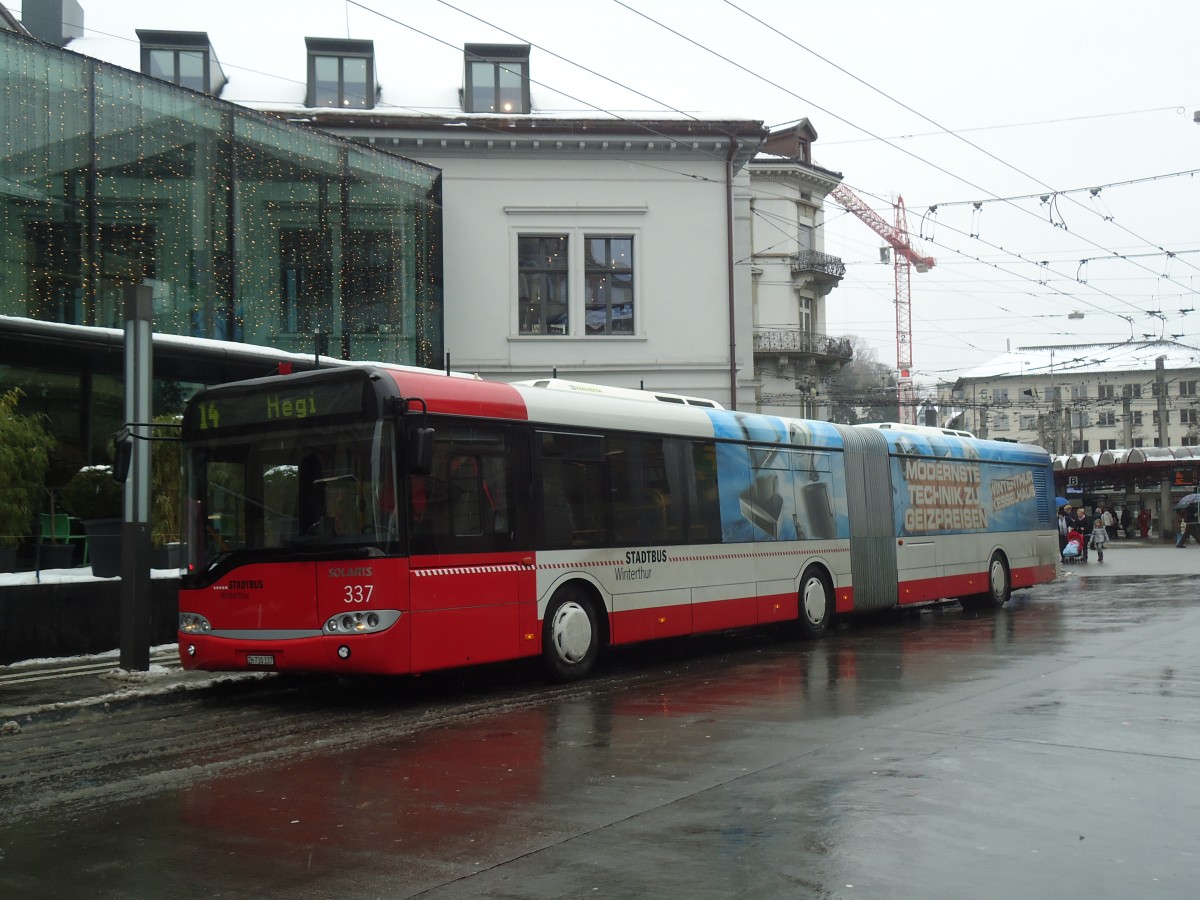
<box><xmin>61</xmin><ymin>463</ymin><xmax>123</xmax><ymax>577</ymax></box>
<box><xmin>150</xmin><ymin>414</ymin><xmax>183</xmax><ymax>568</ymax></box>
<box><xmin>0</xmin><ymin>388</ymin><xmax>55</xmax><ymax>571</ymax></box>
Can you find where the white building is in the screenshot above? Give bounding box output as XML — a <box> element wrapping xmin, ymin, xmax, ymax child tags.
<box><xmin>942</xmin><ymin>340</ymin><xmax>1200</xmax><ymax>453</ymax></box>
<box><xmin>747</xmin><ymin>123</ymin><xmax>851</xmax><ymax>419</ymax></box>
<box><xmin>62</xmin><ymin>4</ymin><xmax>851</xmax><ymax>411</ymax></box>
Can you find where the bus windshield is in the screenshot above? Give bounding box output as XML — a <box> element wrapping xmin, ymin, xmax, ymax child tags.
<box><xmin>183</xmin><ymin>420</ymin><xmax>399</xmax><ymax>577</ymax></box>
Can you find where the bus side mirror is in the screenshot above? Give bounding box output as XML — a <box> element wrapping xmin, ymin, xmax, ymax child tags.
<box><xmin>409</xmin><ymin>427</ymin><xmax>434</xmax><ymax>475</ymax></box>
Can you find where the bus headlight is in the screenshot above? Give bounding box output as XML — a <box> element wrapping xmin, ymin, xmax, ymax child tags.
<box><xmin>322</xmin><ymin>609</ymin><xmax>401</xmax><ymax>636</ymax></box>
<box><xmin>179</xmin><ymin>613</ymin><xmax>211</xmax><ymax>634</ymax></box>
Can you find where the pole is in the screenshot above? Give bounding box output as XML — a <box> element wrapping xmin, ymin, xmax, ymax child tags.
<box><xmin>1122</xmin><ymin>388</ymin><xmax>1133</xmax><ymax>448</ymax></box>
<box><xmin>120</xmin><ymin>285</ymin><xmax>153</xmax><ymax>671</ymax></box>
<box><xmin>1049</xmin><ymin>350</ymin><xmax>1059</xmax><ymax>455</ymax></box>
<box><xmin>1155</xmin><ymin>356</ymin><xmax>1169</xmax><ymax>449</ymax></box>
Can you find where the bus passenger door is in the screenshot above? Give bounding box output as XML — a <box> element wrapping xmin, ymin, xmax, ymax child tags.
<box><xmin>407</xmin><ymin>424</ymin><xmax>529</xmax><ymax>672</ymax></box>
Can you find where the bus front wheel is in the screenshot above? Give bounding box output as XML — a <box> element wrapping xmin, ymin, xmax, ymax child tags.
<box><xmin>796</xmin><ymin>566</ymin><xmax>833</xmax><ymax>640</ymax></box>
<box><xmin>542</xmin><ymin>586</ymin><xmax>601</xmax><ymax>681</ymax></box>
<box><xmin>962</xmin><ymin>552</ymin><xmax>1010</xmax><ymax>610</ymax></box>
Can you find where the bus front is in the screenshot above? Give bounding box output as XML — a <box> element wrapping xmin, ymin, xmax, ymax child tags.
<box><xmin>178</xmin><ymin>367</ymin><xmax>414</xmax><ymax>674</ymax></box>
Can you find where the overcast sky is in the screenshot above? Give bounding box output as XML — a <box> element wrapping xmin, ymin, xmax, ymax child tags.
<box><xmin>22</xmin><ymin>0</ymin><xmax>1200</xmax><ymax>382</ymax></box>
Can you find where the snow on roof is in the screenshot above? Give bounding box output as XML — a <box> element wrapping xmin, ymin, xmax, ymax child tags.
<box><xmin>957</xmin><ymin>340</ymin><xmax>1200</xmax><ymax>381</ymax></box>
<box><xmin>61</xmin><ymin>0</ymin><xmax>766</xmax><ymax>122</ymax></box>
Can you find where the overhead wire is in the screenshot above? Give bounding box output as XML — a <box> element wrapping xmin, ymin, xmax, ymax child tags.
<box><xmin>717</xmin><ymin>0</ymin><xmax>1200</xmax><ymax>285</ymax></box>
<box><xmin>64</xmin><ymin>1</ymin><xmax>1198</xmax><ymax>372</ymax></box>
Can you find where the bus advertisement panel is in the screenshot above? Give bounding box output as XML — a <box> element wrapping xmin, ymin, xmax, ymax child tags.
<box><xmin>708</xmin><ymin>412</ymin><xmax>849</xmax><ymax>544</ymax></box>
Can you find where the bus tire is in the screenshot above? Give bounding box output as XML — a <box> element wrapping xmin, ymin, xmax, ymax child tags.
<box><xmin>962</xmin><ymin>552</ymin><xmax>1010</xmax><ymax>610</ymax></box>
<box><xmin>796</xmin><ymin>565</ymin><xmax>833</xmax><ymax>640</ymax></box>
<box><xmin>542</xmin><ymin>585</ymin><xmax>601</xmax><ymax>681</ymax></box>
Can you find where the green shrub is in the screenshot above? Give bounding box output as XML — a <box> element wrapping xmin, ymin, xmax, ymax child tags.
<box><xmin>61</xmin><ymin>464</ymin><xmax>122</xmax><ymax>520</ymax></box>
<box><xmin>0</xmin><ymin>388</ymin><xmax>55</xmax><ymax>547</ymax></box>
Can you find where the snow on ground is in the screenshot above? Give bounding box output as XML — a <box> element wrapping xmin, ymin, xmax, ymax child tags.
<box><xmin>0</xmin><ymin>567</ymin><xmax>181</xmax><ymax>586</ymax></box>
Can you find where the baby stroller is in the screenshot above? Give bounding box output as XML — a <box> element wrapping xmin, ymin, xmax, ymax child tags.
<box><xmin>1062</xmin><ymin>538</ymin><xmax>1083</xmax><ymax>564</ymax></box>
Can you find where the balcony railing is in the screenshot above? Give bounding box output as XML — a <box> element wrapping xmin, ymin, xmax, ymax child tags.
<box><xmin>753</xmin><ymin>329</ymin><xmax>853</xmax><ymax>361</ymax></box>
<box><xmin>789</xmin><ymin>250</ymin><xmax>846</xmax><ymax>281</ymax></box>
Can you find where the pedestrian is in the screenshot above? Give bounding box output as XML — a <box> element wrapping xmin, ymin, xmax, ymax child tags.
<box><xmin>1137</xmin><ymin>506</ymin><xmax>1151</xmax><ymax>539</ymax></box>
<box><xmin>1120</xmin><ymin>506</ymin><xmax>1132</xmax><ymax>539</ymax></box>
<box><xmin>1076</xmin><ymin>508</ymin><xmax>1092</xmax><ymax>561</ymax></box>
<box><xmin>1091</xmin><ymin>515</ymin><xmax>1108</xmax><ymax>562</ymax></box>
<box><xmin>1057</xmin><ymin>504</ymin><xmax>1071</xmax><ymax>555</ymax></box>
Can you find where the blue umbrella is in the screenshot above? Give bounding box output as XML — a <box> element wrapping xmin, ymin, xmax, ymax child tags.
<box><xmin>1055</xmin><ymin>496</ymin><xmax>1069</xmax><ymax>507</ymax></box>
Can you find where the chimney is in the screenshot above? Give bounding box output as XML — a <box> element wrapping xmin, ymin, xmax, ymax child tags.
<box><xmin>21</xmin><ymin>0</ymin><xmax>84</xmax><ymax>46</ymax></box>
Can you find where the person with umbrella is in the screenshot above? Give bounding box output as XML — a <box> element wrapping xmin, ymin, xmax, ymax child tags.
<box><xmin>1174</xmin><ymin>494</ymin><xmax>1200</xmax><ymax>547</ymax></box>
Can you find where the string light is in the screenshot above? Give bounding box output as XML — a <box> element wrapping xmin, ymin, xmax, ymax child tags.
<box><xmin>1</xmin><ymin>30</ymin><xmax>442</xmax><ymax>368</ymax></box>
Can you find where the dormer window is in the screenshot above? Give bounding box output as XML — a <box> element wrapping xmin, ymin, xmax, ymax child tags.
<box><xmin>137</xmin><ymin>30</ymin><xmax>226</xmax><ymax>96</ymax></box>
<box><xmin>464</xmin><ymin>43</ymin><xmax>530</xmax><ymax>114</ymax></box>
<box><xmin>305</xmin><ymin>38</ymin><xmax>376</xmax><ymax>109</ymax></box>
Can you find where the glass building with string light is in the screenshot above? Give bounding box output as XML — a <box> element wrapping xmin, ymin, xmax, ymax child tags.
<box><xmin>0</xmin><ymin>24</ymin><xmax>442</xmax><ymax>518</ymax></box>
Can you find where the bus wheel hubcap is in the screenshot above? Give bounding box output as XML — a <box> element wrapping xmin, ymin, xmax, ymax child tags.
<box><xmin>552</xmin><ymin>602</ymin><xmax>592</xmax><ymax>663</ymax></box>
<box><xmin>802</xmin><ymin>579</ymin><xmax>826</xmax><ymax>625</ymax></box>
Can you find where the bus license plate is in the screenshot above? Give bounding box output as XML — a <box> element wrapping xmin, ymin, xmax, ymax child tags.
<box><xmin>246</xmin><ymin>654</ymin><xmax>275</xmax><ymax>666</ymax></box>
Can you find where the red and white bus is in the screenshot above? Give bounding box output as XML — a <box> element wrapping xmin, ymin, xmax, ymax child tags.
<box><xmin>178</xmin><ymin>365</ymin><xmax>1058</xmax><ymax>680</ymax></box>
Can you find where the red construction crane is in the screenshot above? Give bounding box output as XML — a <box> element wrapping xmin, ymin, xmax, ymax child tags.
<box><xmin>830</xmin><ymin>184</ymin><xmax>935</xmax><ymax>425</ymax></box>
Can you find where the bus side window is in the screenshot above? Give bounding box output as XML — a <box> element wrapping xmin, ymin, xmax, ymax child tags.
<box><xmin>448</xmin><ymin>454</ymin><xmax>485</xmax><ymax>536</ymax></box>
<box><xmin>689</xmin><ymin>441</ymin><xmax>722</xmax><ymax>542</ymax></box>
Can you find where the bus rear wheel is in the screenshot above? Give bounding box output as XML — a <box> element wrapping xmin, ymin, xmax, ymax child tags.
<box><xmin>962</xmin><ymin>552</ymin><xmax>1010</xmax><ymax>610</ymax></box>
<box><xmin>796</xmin><ymin>566</ymin><xmax>833</xmax><ymax>640</ymax></box>
<box><xmin>542</xmin><ymin>586</ymin><xmax>600</xmax><ymax>681</ymax></box>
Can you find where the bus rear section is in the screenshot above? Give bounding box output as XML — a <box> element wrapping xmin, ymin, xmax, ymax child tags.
<box><xmin>851</xmin><ymin>424</ymin><xmax>1059</xmax><ymax>611</ymax></box>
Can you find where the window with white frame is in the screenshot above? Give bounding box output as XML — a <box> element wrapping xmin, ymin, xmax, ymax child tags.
<box><xmin>1097</xmin><ymin>411</ymin><xmax>1116</xmax><ymax>427</ymax></box>
<box><xmin>1099</xmin><ymin>439</ymin><xmax>1119</xmax><ymax>451</ymax></box>
<box><xmin>1070</xmin><ymin>410</ymin><xmax>1090</xmax><ymax>428</ymax></box>
<box><xmin>1126</xmin><ymin>383</ymin><xmax>1142</xmax><ymax>399</ymax></box>
<box><xmin>1072</xmin><ymin>439</ymin><xmax>1089</xmax><ymax>454</ymax></box>
<box><xmin>1181</xmin><ymin>409</ymin><xmax>1199</xmax><ymax>425</ymax></box>
<box><xmin>1131</xmin><ymin>410</ymin><xmax>1143</xmax><ymax>426</ymax></box>
<box><xmin>1019</xmin><ymin>414</ymin><xmax>1036</xmax><ymax>430</ymax></box>
<box><xmin>1153</xmin><ymin>409</ymin><xmax>1169</xmax><ymax>425</ymax></box>
<box><xmin>513</xmin><ymin>223</ymin><xmax>638</xmax><ymax>337</ymax></box>
<box><xmin>1180</xmin><ymin>380</ymin><xmax>1198</xmax><ymax>397</ymax></box>
<box><xmin>1097</xmin><ymin>384</ymin><xmax>1115</xmax><ymax>400</ymax></box>
<box><xmin>1132</xmin><ymin>438</ymin><xmax>1145</xmax><ymax>447</ymax></box>
<box><xmin>584</xmin><ymin>236</ymin><xmax>634</xmax><ymax>335</ymax></box>
<box><xmin>992</xmin><ymin>413</ymin><xmax>1009</xmax><ymax>430</ymax></box>
<box><xmin>798</xmin><ymin>296</ymin><xmax>812</xmax><ymax>333</ymax></box>
<box><xmin>1071</xmin><ymin>384</ymin><xmax>1087</xmax><ymax>401</ymax></box>
<box><xmin>992</xmin><ymin>387</ymin><xmax>1009</xmax><ymax>402</ymax></box>
<box><xmin>518</xmin><ymin>236</ymin><xmax>568</xmax><ymax>335</ymax></box>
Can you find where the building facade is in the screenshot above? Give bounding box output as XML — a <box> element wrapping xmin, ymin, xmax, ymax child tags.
<box><xmin>941</xmin><ymin>340</ymin><xmax>1200</xmax><ymax>453</ymax></box>
<box><xmin>747</xmin><ymin>123</ymin><xmax>851</xmax><ymax>419</ymax></box>
<box><xmin>60</xmin><ymin>4</ymin><xmax>862</xmax><ymax>410</ymax></box>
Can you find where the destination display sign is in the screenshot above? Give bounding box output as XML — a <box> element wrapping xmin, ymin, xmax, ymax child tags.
<box><xmin>186</xmin><ymin>376</ymin><xmax>372</xmax><ymax>433</ymax></box>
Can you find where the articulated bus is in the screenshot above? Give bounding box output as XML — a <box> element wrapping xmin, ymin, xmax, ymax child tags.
<box><xmin>177</xmin><ymin>365</ymin><xmax>1059</xmax><ymax>680</ymax></box>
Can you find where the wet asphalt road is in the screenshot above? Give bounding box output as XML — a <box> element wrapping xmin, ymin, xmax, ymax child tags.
<box><xmin>0</xmin><ymin>541</ymin><xmax>1197</xmax><ymax>899</ymax></box>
